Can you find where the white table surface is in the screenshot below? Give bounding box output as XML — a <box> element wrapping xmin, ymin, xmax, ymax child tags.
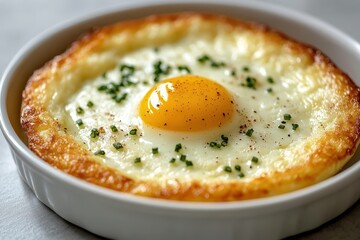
<box><xmin>0</xmin><ymin>0</ymin><xmax>359</xmax><ymax>239</ymax></box>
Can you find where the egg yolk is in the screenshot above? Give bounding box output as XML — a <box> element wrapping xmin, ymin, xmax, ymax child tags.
<box><xmin>139</xmin><ymin>75</ymin><xmax>234</xmax><ymax>131</ymax></box>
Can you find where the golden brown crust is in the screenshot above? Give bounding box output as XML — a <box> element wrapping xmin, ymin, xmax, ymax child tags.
<box><xmin>21</xmin><ymin>13</ymin><xmax>360</xmax><ymax>201</ymax></box>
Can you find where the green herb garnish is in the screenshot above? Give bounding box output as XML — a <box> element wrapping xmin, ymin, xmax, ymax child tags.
<box><xmin>119</xmin><ymin>64</ymin><xmax>136</xmax><ymax>87</ymax></box>
<box><xmin>267</xmin><ymin>77</ymin><xmax>275</xmax><ymax>84</ymax></box>
<box><xmin>134</xmin><ymin>157</ymin><xmax>141</xmax><ymax>164</ymax></box>
<box><xmin>76</xmin><ymin>119</ymin><xmax>83</xmax><ymax>127</ymax></box>
<box><xmin>244</xmin><ymin>77</ymin><xmax>257</xmax><ymax>89</ymax></box>
<box><xmin>152</xmin><ymin>147</ymin><xmax>159</xmax><ymax>154</ymax></box>
<box><xmin>110</xmin><ymin>125</ymin><xmax>118</xmax><ymax>132</ymax></box>
<box><xmin>115</xmin><ymin>93</ymin><xmax>128</xmax><ymax>103</ymax></box>
<box><xmin>185</xmin><ymin>160</ymin><xmax>193</xmax><ymax>167</ymax></box>
<box><xmin>210</xmin><ymin>61</ymin><xmax>226</xmax><ymax>68</ymax></box>
<box><xmin>177</xmin><ymin>65</ymin><xmax>191</xmax><ymax>74</ymax></box>
<box><xmin>94</xmin><ymin>150</ymin><xmax>105</xmax><ymax>156</ymax></box>
<box><xmin>153</xmin><ymin>60</ymin><xmax>171</xmax><ymax>82</ymax></box>
<box><xmin>242</xmin><ymin>66</ymin><xmax>250</xmax><ymax>72</ymax></box>
<box><xmin>284</xmin><ymin>114</ymin><xmax>292</xmax><ymax>121</ymax></box>
<box><xmin>197</xmin><ymin>55</ymin><xmax>211</xmax><ymax>63</ymax></box>
<box><xmin>239</xmin><ymin>172</ymin><xmax>245</xmax><ymax>178</ymax></box>
<box><xmin>129</xmin><ymin>129</ymin><xmax>137</xmax><ymax>135</ymax></box>
<box><xmin>197</xmin><ymin>54</ymin><xmax>226</xmax><ymax>68</ymax></box>
<box><xmin>223</xmin><ymin>166</ymin><xmax>232</xmax><ymax>173</ymax></box>
<box><xmin>292</xmin><ymin>123</ymin><xmax>299</xmax><ymax>130</ymax></box>
<box><xmin>209</xmin><ymin>135</ymin><xmax>229</xmax><ymax>149</ymax></box>
<box><xmin>278</xmin><ymin>124</ymin><xmax>285</xmax><ymax>129</ymax></box>
<box><xmin>221</xmin><ymin>135</ymin><xmax>229</xmax><ymax>143</ymax></box>
<box><xmin>231</xmin><ymin>69</ymin><xmax>237</xmax><ymax>77</ymax></box>
<box><xmin>175</xmin><ymin>143</ymin><xmax>182</xmax><ymax>152</ymax></box>
<box><xmin>209</xmin><ymin>141</ymin><xmax>221</xmax><ymax>149</ymax></box>
<box><xmin>221</xmin><ymin>141</ymin><xmax>228</xmax><ymax>147</ymax></box>
<box><xmin>234</xmin><ymin>165</ymin><xmax>241</xmax><ymax>171</ymax></box>
<box><xmin>97</xmin><ymin>85</ymin><xmax>107</xmax><ymax>91</ymax></box>
<box><xmin>113</xmin><ymin>142</ymin><xmax>123</xmax><ymax>150</ymax></box>
<box><xmin>246</xmin><ymin>128</ymin><xmax>254</xmax><ymax>137</ymax></box>
<box><xmin>251</xmin><ymin>156</ymin><xmax>259</xmax><ymax>163</ymax></box>
<box><xmin>221</xmin><ymin>135</ymin><xmax>229</xmax><ymax>146</ymax></box>
<box><xmin>90</xmin><ymin>128</ymin><xmax>100</xmax><ymax>138</ymax></box>
<box><xmin>87</xmin><ymin>101</ymin><xmax>94</xmax><ymax>108</ymax></box>
<box><xmin>180</xmin><ymin>154</ymin><xmax>186</xmax><ymax>161</ymax></box>
<box><xmin>76</xmin><ymin>107</ymin><xmax>84</xmax><ymax>114</ymax></box>
<box><xmin>169</xmin><ymin>158</ymin><xmax>176</xmax><ymax>163</ymax></box>
<box><xmin>120</xmin><ymin>64</ymin><xmax>135</xmax><ymax>76</ymax></box>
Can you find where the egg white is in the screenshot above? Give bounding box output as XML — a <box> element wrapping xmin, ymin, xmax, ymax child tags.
<box><xmin>65</xmin><ymin>34</ymin><xmax>314</xmax><ymax>183</ymax></box>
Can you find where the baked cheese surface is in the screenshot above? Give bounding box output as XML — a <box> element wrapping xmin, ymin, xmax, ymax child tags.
<box><xmin>21</xmin><ymin>13</ymin><xmax>360</xmax><ymax>201</ymax></box>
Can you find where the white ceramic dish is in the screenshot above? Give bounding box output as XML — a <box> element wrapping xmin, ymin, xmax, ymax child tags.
<box><xmin>1</xmin><ymin>1</ymin><xmax>360</xmax><ymax>239</ymax></box>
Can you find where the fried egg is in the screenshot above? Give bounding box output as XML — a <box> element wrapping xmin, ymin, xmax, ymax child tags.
<box><xmin>21</xmin><ymin>13</ymin><xmax>360</xmax><ymax>201</ymax></box>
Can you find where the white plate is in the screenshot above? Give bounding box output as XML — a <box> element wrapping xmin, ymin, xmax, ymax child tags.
<box><xmin>1</xmin><ymin>1</ymin><xmax>360</xmax><ymax>239</ymax></box>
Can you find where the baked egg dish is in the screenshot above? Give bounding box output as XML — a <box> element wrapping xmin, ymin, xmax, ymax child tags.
<box><xmin>21</xmin><ymin>13</ymin><xmax>360</xmax><ymax>201</ymax></box>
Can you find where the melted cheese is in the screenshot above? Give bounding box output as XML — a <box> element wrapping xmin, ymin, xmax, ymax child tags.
<box><xmin>22</xmin><ymin>13</ymin><xmax>360</xmax><ymax>200</ymax></box>
<box><xmin>63</xmin><ymin>34</ymin><xmax>321</xmax><ymax>183</ymax></box>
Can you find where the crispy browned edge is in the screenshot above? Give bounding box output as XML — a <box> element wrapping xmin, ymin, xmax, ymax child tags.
<box><xmin>21</xmin><ymin>12</ymin><xmax>360</xmax><ymax>201</ymax></box>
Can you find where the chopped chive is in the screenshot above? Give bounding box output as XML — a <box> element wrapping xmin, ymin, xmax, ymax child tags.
<box><xmin>129</xmin><ymin>129</ymin><xmax>137</xmax><ymax>135</ymax></box>
<box><xmin>115</xmin><ymin>93</ymin><xmax>128</xmax><ymax>103</ymax></box>
<box><xmin>102</xmin><ymin>72</ymin><xmax>107</xmax><ymax>79</ymax></box>
<box><xmin>292</xmin><ymin>123</ymin><xmax>299</xmax><ymax>130</ymax></box>
<box><xmin>278</xmin><ymin>124</ymin><xmax>286</xmax><ymax>129</ymax></box>
<box><xmin>223</xmin><ymin>166</ymin><xmax>232</xmax><ymax>173</ymax></box>
<box><xmin>113</xmin><ymin>142</ymin><xmax>123</xmax><ymax>150</ymax></box>
<box><xmin>75</xmin><ymin>119</ymin><xmax>83</xmax><ymax>126</ymax></box>
<box><xmin>284</xmin><ymin>114</ymin><xmax>292</xmax><ymax>121</ymax></box>
<box><xmin>234</xmin><ymin>165</ymin><xmax>241</xmax><ymax>171</ymax></box>
<box><xmin>76</xmin><ymin>107</ymin><xmax>84</xmax><ymax>114</ymax></box>
<box><xmin>197</xmin><ymin>54</ymin><xmax>211</xmax><ymax>63</ymax></box>
<box><xmin>177</xmin><ymin>65</ymin><xmax>191</xmax><ymax>74</ymax></box>
<box><xmin>244</xmin><ymin>77</ymin><xmax>257</xmax><ymax>89</ymax></box>
<box><xmin>87</xmin><ymin>101</ymin><xmax>94</xmax><ymax>108</ymax></box>
<box><xmin>209</xmin><ymin>142</ymin><xmax>217</xmax><ymax>147</ymax></box>
<box><xmin>231</xmin><ymin>69</ymin><xmax>237</xmax><ymax>77</ymax></box>
<box><xmin>267</xmin><ymin>88</ymin><xmax>273</xmax><ymax>93</ymax></box>
<box><xmin>221</xmin><ymin>135</ymin><xmax>229</xmax><ymax>146</ymax></box>
<box><xmin>153</xmin><ymin>60</ymin><xmax>171</xmax><ymax>82</ymax></box>
<box><xmin>90</xmin><ymin>128</ymin><xmax>100</xmax><ymax>138</ymax></box>
<box><xmin>180</xmin><ymin>154</ymin><xmax>186</xmax><ymax>161</ymax></box>
<box><xmin>242</xmin><ymin>66</ymin><xmax>250</xmax><ymax>72</ymax></box>
<box><xmin>175</xmin><ymin>143</ymin><xmax>182</xmax><ymax>152</ymax></box>
<box><xmin>185</xmin><ymin>160</ymin><xmax>193</xmax><ymax>167</ymax></box>
<box><xmin>97</xmin><ymin>85</ymin><xmax>107</xmax><ymax>91</ymax></box>
<box><xmin>209</xmin><ymin>141</ymin><xmax>221</xmax><ymax>148</ymax></box>
<box><xmin>120</xmin><ymin>64</ymin><xmax>135</xmax><ymax>75</ymax></box>
<box><xmin>152</xmin><ymin>147</ymin><xmax>159</xmax><ymax>154</ymax></box>
<box><xmin>210</xmin><ymin>61</ymin><xmax>226</xmax><ymax>68</ymax></box>
<box><xmin>134</xmin><ymin>157</ymin><xmax>141</xmax><ymax>164</ymax></box>
<box><xmin>251</xmin><ymin>156</ymin><xmax>259</xmax><ymax>163</ymax></box>
<box><xmin>221</xmin><ymin>135</ymin><xmax>229</xmax><ymax>143</ymax></box>
<box><xmin>110</xmin><ymin>125</ymin><xmax>118</xmax><ymax>132</ymax></box>
<box><xmin>105</xmin><ymin>83</ymin><xmax>117</xmax><ymax>94</ymax></box>
<box><xmin>169</xmin><ymin>158</ymin><xmax>176</xmax><ymax>163</ymax></box>
<box><xmin>239</xmin><ymin>172</ymin><xmax>245</xmax><ymax>178</ymax></box>
<box><xmin>246</xmin><ymin>128</ymin><xmax>254</xmax><ymax>137</ymax></box>
<box><xmin>267</xmin><ymin>77</ymin><xmax>275</xmax><ymax>84</ymax></box>
<box><xmin>153</xmin><ymin>47</ymin><xmax>159</xmax><ymax>52</ymax></box>
<box><xmin>197</xmin><ymin>54</ymin><xmax>226</xmax><ymax>68</ymax></box>
<box><xmin>94</xmin><ymin>150</ymin><xmax>105</xmax><ymax>156</ymax></box>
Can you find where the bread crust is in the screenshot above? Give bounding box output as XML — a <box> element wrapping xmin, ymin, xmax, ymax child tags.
<box><xmin>21</xmin><ymin>13</ymin><xmax>360</xmax><ymax>201</ymax></box>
